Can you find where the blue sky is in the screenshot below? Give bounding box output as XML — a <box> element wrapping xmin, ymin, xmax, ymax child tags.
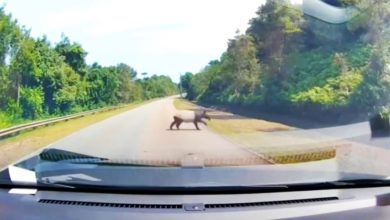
<box><xmin>2</xmin><ymin>0</ymin><xmax>265</xmax><ymax>82</ymax></box>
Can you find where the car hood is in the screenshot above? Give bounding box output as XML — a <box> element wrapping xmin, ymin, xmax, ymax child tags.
<box><xmin>0</xmin><ymin>148</ymin><xmax>386</xmax><ymax>191</ymax></box>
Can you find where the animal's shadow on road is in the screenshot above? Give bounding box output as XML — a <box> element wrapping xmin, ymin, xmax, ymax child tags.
<box><xmin>180</xmin><ymin>108</ymin><xmax>242</xmax><ymax>121</ymax></box>
<box><xmin>165</xmin><ymin>129</ymin><xmax>201</xmax><ymax>131</ymax></box>
<box><xmin>208</xmin><ymin>114</ymin><xmax>241</xmax><ymax>120</ymax></box>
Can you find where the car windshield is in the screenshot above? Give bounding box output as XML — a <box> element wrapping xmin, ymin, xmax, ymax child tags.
<box><xmin>1</xmin><ymin>0</ymin><xmax>390</xmax><ymax>189</ymax></box>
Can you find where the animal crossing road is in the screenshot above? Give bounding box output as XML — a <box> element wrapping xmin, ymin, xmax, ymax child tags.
<box><xmin>49</xmin><ymin>97</ymin><xmax>269</xmax><ymax>164</ymax></box>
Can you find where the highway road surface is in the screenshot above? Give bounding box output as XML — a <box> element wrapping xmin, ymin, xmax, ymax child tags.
<box><xmin>40</xmin><ymin>96</ymin><xmax>390</xmax><ymax>173</ymax></box>
<box><xmin>49</xmin><ymin>97</ymin><xmax>269</xmax><ymax>165</ymax></box>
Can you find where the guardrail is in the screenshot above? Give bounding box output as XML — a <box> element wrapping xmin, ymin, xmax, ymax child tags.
<box><xmin>0</xmin><ymin>105</ymin><xmax>126</xmax><ymax>140</ymax></box>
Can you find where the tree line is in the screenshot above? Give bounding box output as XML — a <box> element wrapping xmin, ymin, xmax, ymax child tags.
<box><xmin>180</xmin><ymin>0</ymin><xmax>390</xmax><ymax>121</ymax></box>
<box><xmin>0</xmin><ymin>8</ymin><xmax>177</xmax><ymax>129</ymax></box>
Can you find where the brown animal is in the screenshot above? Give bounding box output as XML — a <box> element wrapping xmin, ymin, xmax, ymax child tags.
<box><xmin>170</xmin><ymin>110</ymin><xmax>211</xmax><ymax>130</ymax></box>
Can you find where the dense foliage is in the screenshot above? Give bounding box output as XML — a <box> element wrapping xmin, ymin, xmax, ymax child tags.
<box><xmin>0</xmin><ymin>8</ymin><xmax>177</xmax><ymax>128</ymax></box>
<box><xmin>181</xmin><ymin>0</ymin><xmax>390</xmax><ymax>120</ymax></box>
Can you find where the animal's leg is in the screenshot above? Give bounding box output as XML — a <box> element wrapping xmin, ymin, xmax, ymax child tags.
<box><xmin>194</xmin><ymin>121</ymin><xmax>200</xmax><ymax>130</ymax></box>
<box><xmin>170</xmin><ymin>117</ymin><xmax>179</xmax><ymax>130</ymax></box>
<box><xmin>200</xmin><ymin>119</ymin><xmax>207</xmax><ymax>126</ymax></box>
<box><xmin>176</xmin><ymin>119</ymin><xmax>183</xmax><ymax>129</ymax></box>
<box><xmin>170</xmin><ymin>120</ymin><xmax>176</xmax><ymax>130</ymax></box>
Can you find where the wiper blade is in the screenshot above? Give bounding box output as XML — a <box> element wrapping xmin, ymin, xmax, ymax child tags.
<box><xmin>30</xmin><ymin>182</ymin><xmax>291</xmax><ymax>194</ymax></box>
<box><xmin>330</xmin><ymin>179</ymin><xmax>390</xmax><ymax>186</ymax></box>
<box><xmin>285</xmin><ymin>179</ymin><xmax>390</xmax><ymax>190</ymax></box>
<box><xmin>64</xmin><ymin>158</ymin><xmax>169</xmax><ymax>167</ymax></box>
<box><xmin>3</xmin><ymin>179</ymin><xmax>390</xmax><ymax>195</ymax></box>
<box><xmin>39</xmin><ymin>148</ymin><xmax>166</xmax><ymax>167</ymax></box>
<box><xmin>39</xmin><ymin>148</ymin><xmax>108</xmax><ymax>162</ymax></box>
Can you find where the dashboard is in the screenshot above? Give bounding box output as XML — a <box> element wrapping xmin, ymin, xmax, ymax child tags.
<box><xmin>1</xmin><ymin>186</ymin><xmax>390</xmax><ymax>219</ymax></box>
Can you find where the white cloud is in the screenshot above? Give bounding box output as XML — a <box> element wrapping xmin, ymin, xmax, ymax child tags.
<box><xmin>3</xmin><ymin>0</ymin><xmax>265</xmax><ymax>81</ymax></box>
<box><xmin>42</xmin><ymin>0</ymin><xmax>262</xmax><ymax>37</ymax></box>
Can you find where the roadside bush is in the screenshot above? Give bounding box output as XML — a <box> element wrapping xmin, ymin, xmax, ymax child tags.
<box><xmin>20</xmin><ymin>87</ymin><xmax>44</xmax><ymax>119</ymax></box>
<box><xmin>0</xmin><ymin>112</ymin><xmax>11</xmax><ymax>129</ymax></box>
<box><xmin>6</xmin><ymin>100</ymin><xmax>23</xmax><ymax>120</ymax></box>
<box><xmin>291</xmin><ymin>70</ymin><xmax>364</xmax><ymax>107</ymax></box>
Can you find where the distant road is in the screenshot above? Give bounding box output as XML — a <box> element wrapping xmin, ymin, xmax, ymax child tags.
<box><xmin>49</xmin><ymin>97</ymin><xmax>269</xmax><ymax>164</ymax></box>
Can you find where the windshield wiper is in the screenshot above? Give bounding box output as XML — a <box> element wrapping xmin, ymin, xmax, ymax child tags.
<box><xmin>284</xmin><ymin>179</ymin><xmax>390</xmax><ymax>191</ymax></box>
<box><xmin>39</xmin><ymin>148</ymin><xmax>109</xmax><ymax>162</ymax></box>
<box><xmin>2</xmin><ymin>178</ymin><xmax>390</xmax><ymax>195</ymax></box>
<box><xmin>39</xmin><ymin>148</ymin><xmax>167</xmax><ymax>167</ymax></box>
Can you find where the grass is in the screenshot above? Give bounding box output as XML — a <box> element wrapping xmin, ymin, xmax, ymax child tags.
<box><xmin>208</xmin><ymin>119</ymin><xmax>291</xmax><ymax>134</ymax></box>
<box><xmin>173</xmin><ymin>97</ymin><xmax>199</xmax><ymax>110</ymax></box>
<box><xmin>0</xmin><ymin>101</ymin><xmax>149</xmax><ymax>168</ymax></box>
<box><xmin>173</xmin><ymin>98</ymin><xmax>338</xmax><ymax>164</ymax></box>
<box><xmin>263</xmin><ymin>148</ymin><xmax>337</xmax><ymax>164</ymax></box>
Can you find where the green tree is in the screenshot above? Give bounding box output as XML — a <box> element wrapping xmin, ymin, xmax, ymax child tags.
<box><xmin>225</xmin><ymin>35</ymin><xmax>262</xmax><ymax>98</ymax></box>
<box><xmin>20</xmin><ymin>87</ymin><xmax>44</xmax><ymax>119</ymax></box>
<box><xmin>0</xmin><ymin>7</ymin><xmax>22</xmax><ymax>66</ymax></box>
<box><xmin>139</xmin><ymin>75</ymin><xmax>177</xmax><ymax>99</ymax></box>
<box><xmin>0</xmin><ymin>6</ymin><xmax>177</xmax><ymax>127</ymax></box>
<box><xmin>186</xmin><ymin>0</ymin><xmax>390</xmax><ymax>119</ymax></box>
<box><xmin>55</xmin><ymin>35</ymin><xmax>88</xmax><ymax>77</ymax></box>
<box><xmin>180</xmin><ymin>72</ymin><xmax>195</xmax><ymax>99</ymax></box>
<box><xmin>114</xmin><ymin>63</ymin><xmax>142</xmax><ymax>102</ymax></box>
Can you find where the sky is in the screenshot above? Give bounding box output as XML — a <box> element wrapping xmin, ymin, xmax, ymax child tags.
<box><xmin>1</xmin><ymin>0</ymin><xmax>265</xmax><ymax>82</ymax></box>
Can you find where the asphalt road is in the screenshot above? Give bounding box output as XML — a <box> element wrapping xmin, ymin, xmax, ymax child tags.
<box><xmin>284</xmin><ymin>121</ymin><xmax>389</xmax><ymax>150</ymax></box>
<box><xmin>43</xmin><ymin>96</ymin><xmax>390</xmax><ymax>171</ymax></box>
<box><xmin>49</xmin><ymin>97</ymin><xmax>268</xmax><ymax>164</ymax></box>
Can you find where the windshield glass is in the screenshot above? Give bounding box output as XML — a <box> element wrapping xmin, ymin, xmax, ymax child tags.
<box><xmin>1</xmin><ymin>0</ymin><xmax>390</xmax><ymax>189</ymax></box>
